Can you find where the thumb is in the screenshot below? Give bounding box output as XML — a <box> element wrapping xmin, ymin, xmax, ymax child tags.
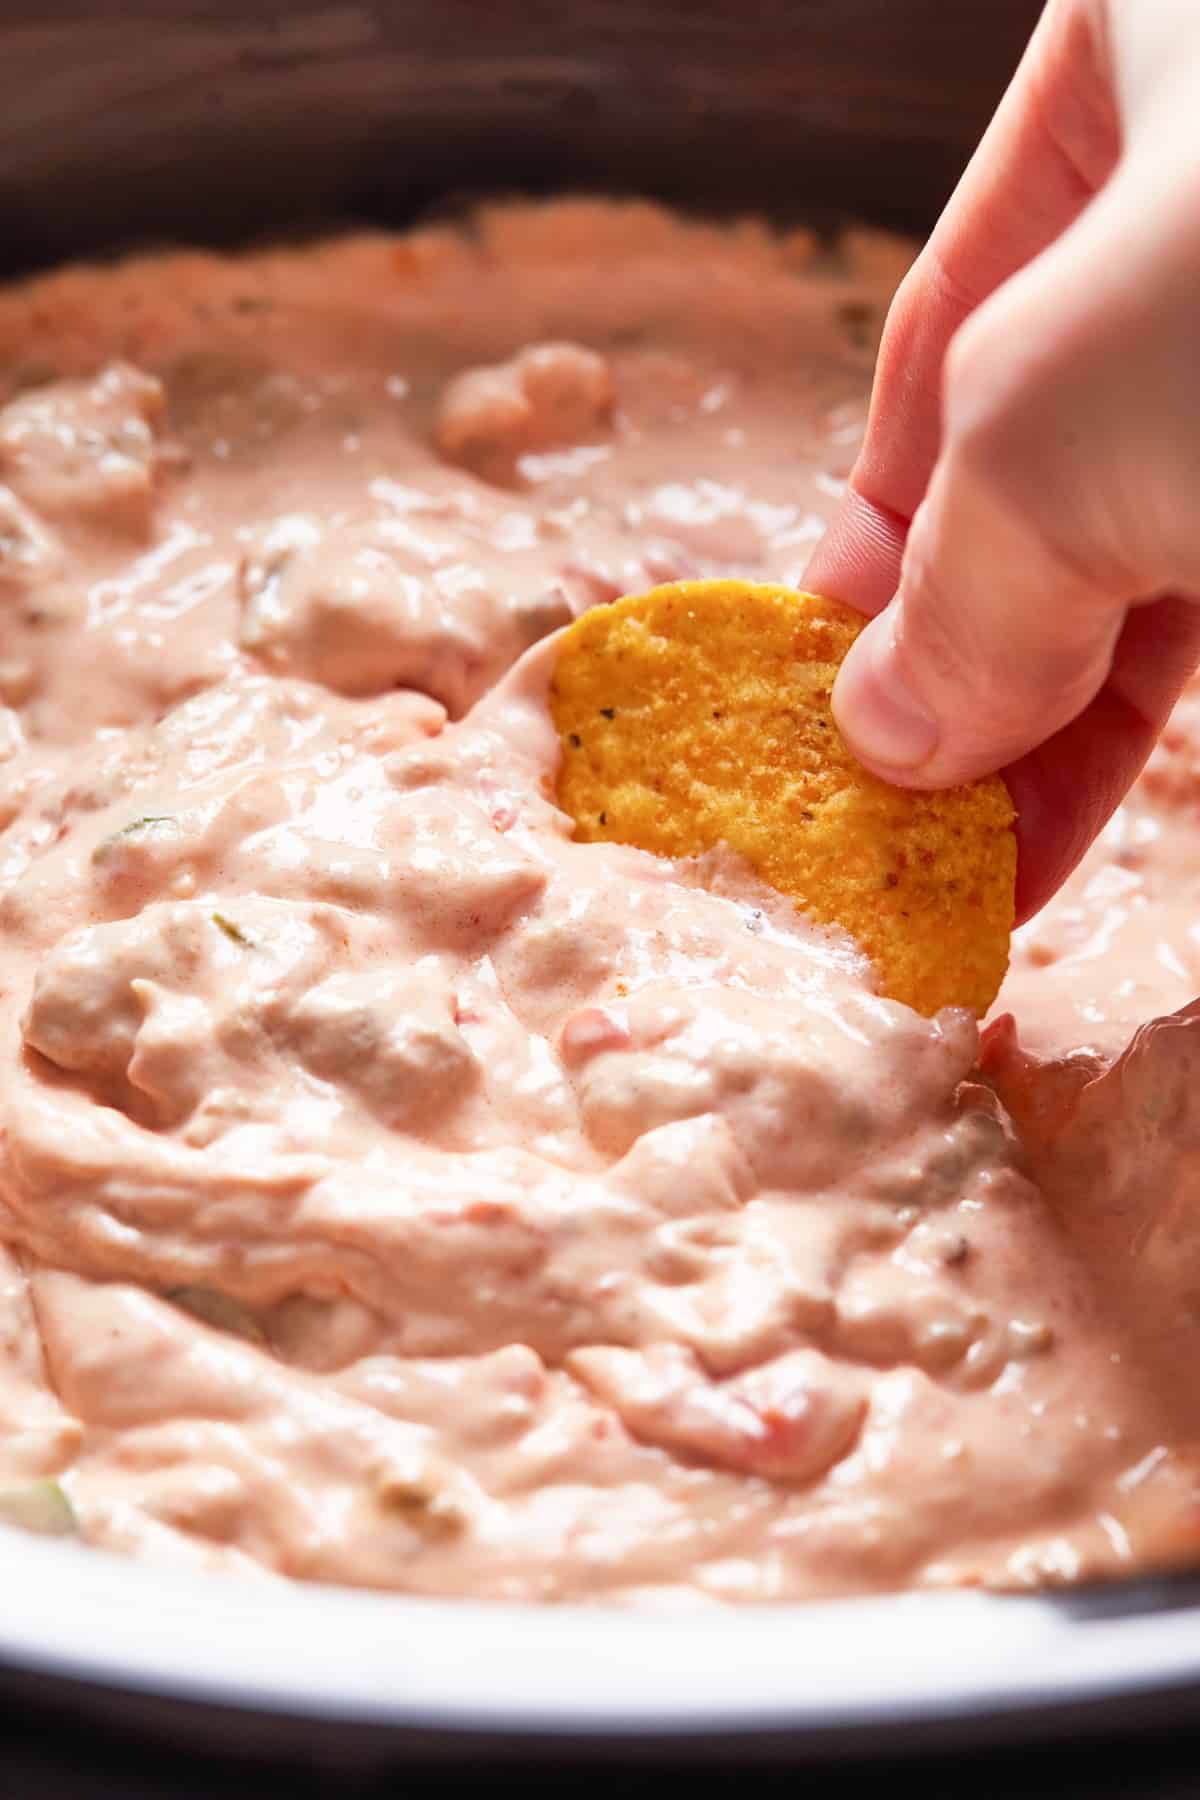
<box><xmin>830</xmin><ymin>452</ymin><xmax>1126</xmax><ymax>789</ymax></box>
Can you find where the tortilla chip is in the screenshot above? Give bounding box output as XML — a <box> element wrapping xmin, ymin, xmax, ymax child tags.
<box><xmin>549</xmin><ymin>579</ymin><xmax>1015</xmax><ymax>1016</ymax></box>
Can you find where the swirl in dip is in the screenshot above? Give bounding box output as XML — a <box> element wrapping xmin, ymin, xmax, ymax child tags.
<box><xmin>0</xmin><ymin>202</ymin><xmax>1198</xmax><ymax>1604</ymax></box>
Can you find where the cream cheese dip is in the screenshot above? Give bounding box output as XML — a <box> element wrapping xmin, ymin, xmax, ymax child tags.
<box><xmin>0</xmin><ymin>201</ymin><xmax>1198</xmax><ymax>1605</ymax></box>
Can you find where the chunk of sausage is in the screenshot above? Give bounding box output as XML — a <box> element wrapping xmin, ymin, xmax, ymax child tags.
<box><xmin>433</xmin><ymin>342</ymin><xmax>613</xmax><ymax>484</ymax></box>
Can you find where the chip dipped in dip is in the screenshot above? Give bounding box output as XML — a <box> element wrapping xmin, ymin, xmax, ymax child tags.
<box><xmin>0</xmin><ymin>202</ymin><xmax>1199</xmax><ymax>1605</ymax></box>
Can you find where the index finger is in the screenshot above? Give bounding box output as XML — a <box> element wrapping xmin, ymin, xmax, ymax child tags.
<box><xmin>806</xmin><ymin>0</ymin><xmax>1119</xmax><ymax>615</ymax></box>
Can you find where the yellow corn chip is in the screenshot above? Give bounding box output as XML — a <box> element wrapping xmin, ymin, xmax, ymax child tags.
<box><xmin>550</xmin><ymin>579</ymin><xmax>1015</xmax><ymax>1016</ymax></box>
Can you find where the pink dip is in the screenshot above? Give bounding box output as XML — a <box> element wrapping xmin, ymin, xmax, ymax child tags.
<box><xmin>0</xmin><ymin>201</ymin><xmax>1198</xmax><ymax>1605</ymax></box>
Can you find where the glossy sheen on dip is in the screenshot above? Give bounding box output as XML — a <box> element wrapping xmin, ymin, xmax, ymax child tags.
<box><xmin>1</xmin><ymin>201</ymin><xmax>1199</xmax><ymax>1605</ymax></box>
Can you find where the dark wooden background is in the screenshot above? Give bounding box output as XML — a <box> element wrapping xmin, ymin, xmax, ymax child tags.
<box><xmin>0</xmin><ymin>0</ymin><xmax>1043</xmax><ymax>273</ymax></box>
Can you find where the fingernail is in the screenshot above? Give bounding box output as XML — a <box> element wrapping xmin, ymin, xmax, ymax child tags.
<box><xmin>834</xmin><ymin>612</ymin><xmax>939</xmax><ymax>772</ymax></box>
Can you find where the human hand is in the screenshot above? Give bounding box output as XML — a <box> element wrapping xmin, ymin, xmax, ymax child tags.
<box><xmin>806</xmin><ymin>0</ymin><xmax>1200</xmax><ymax>923</ymax></box>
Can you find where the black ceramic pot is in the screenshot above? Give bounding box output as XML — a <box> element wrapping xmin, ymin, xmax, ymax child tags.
<box><xmin>0</xmin><ymin>0</ymin><xmax>1042</xmax><ymax>276</ymax></box>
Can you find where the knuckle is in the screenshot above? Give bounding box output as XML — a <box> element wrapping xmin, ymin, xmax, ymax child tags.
<box><xmin>942</xmin><ymin>317</ymin><xmax>1134</xmax><ymax>602</ymax></box>
<box><xmin>896</xmin><ymin>515</ymin><xmax>970</xmax><ymax>691</ymax></box>
<box><xmin>898</xmin><ymin>530</ymin><xmax>1026</xmax><ymax>736</ymax></box>
<box><xmin>899</xmin><ymin>494</ymin><xmax>1104</xmax><ymax>756</ymax></box>
<box><xmin>941</xmin><ymin>317</ymin><xmax>1027</xmax><ymax>493</ymax></box>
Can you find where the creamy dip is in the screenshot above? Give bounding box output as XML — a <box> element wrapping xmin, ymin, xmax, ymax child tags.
<box><xmin>0</xmin><ymin>200</ymin><xmax>1198</xmax><ymax>1605</ymax></box>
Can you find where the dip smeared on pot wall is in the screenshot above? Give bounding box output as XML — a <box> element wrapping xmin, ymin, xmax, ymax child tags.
<box><xmin>0</xmin><ymin>202</ymin><xmax>1198</xmax><ymax>1603</ymax></box>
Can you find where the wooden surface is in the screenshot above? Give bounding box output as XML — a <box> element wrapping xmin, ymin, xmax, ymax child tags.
<box><xmin>0</xmin><ymin>0</ymin><xmax>1043</xmax><ymax>271</ymax></box>
<box><xmin>2</xmin><ymin>1710</ymin><xmax>1200</xmax><ymax>1800</ymax></box>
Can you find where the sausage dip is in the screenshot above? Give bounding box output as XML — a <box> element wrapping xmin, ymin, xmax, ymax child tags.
<box><xmin>0</xmin><ymin>201</ymin><xmax>1198</xmax><ymax>1605</ymax></box>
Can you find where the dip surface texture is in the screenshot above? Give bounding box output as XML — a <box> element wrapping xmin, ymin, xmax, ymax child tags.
<box><xmin>1</xmin><ymin>202</ymin><xmax>1198</xmax><ymax>1604</ymax></box>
